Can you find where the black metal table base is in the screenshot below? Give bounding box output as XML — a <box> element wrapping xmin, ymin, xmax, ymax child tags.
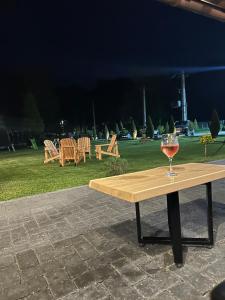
<box><xmin>135</xmin><ymin>182</ymin><xmax>214</xmax><ymax>267</ymax></box>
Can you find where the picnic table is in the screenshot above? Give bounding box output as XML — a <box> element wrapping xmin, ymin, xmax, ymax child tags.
<box><xmin>89</xmin><ymin>163</ymin><xmax>225</xmax><ymax>267</ymax></box>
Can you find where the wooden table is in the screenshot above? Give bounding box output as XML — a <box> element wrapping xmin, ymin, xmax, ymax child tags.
<box><xmin>89</xmin><ymin>163</ymin><xmax>225</xmax><ymax>267</ymax></box>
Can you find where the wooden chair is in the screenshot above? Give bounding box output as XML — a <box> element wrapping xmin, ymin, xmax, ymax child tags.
<box><xmin>95</xmin><ymin>134</ymin><xmax>120</xmax><ymax>160</ymax></box>
<box><xmin>78</xmin><ymin>137</ymin><xmax>91</xmax><ymax>159</ymax></box>
<box><xmin>60</xmin><ymin>138</ymin><xmax>86</xmax><ymax>167</ymax></box>
<box><xmin>44</xmin><ymin>140</ymin><xmax>60</xmax><ymax>164</ymax></box>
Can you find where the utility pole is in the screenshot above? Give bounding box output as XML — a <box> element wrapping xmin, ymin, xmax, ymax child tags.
<box><xmin>181</xmin><ymin>71</ymin><xmax>188</xmax><ymax>122</ymax></box>
<box><xmin>92</xmin><ymin>100</ymin><xmax>97</xmax><ymax>139</ymax></box>
<box><xmin>143</xmin><ymin>86</ymin><xmax>147</xmax><ymax>128</ymax></box>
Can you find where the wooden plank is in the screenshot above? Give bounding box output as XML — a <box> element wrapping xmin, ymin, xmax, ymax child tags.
<box><xmin>89</xmin><ymin>163</ymin><xmax>225</xmax><ymax>202</ymax></box>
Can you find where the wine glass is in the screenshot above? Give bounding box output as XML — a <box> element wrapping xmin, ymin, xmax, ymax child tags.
<box><xmin>161</xmin><ymin>133</ymin><xmax>179</xmax><ymax>176</ymax></box>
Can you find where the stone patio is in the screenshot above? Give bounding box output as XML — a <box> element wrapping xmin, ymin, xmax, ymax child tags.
<box><xmin>1</xmin><ymin>162</ymin><xmax>225</xmax><ymax>299</ymax></box>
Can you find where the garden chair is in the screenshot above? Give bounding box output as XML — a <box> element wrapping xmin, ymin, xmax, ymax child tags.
<box><xmin>95</xmin><ymin>134</ymin><xmax>120</xmax><ymax>160</ymax></box>
<box><xmin>44</xmin><ymin>140</ymin><xmax>60</xmax><ymax>164</ymax></box>
<box><xmin>78</xmin><ymin>137</ymin><xmax>91</xmax><ymax>159</ymax></box>
<box><xmin>60</xmin><ymin>138</ymin><xmax>86</xmax><ymax>167</ymax></box>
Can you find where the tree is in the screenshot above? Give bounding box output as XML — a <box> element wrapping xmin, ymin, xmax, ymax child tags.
<box><xmin>131</xmin><ymin>118</ymin><xmax>137</xmax><ymax>139</ymax></box>
<box><xmin>22</xmin><ymin>92</ymin><xmax>44</xmax><ymax>134</ymax></box>
<box><xmin>119</xmin><ymin>121</ymin><xmax>124</xmax><ymax>132</ymax></box>
<box><xmin>115</xmin><ymin>123</ymin><xmax>120</xmax><ymax>136</ymax></box>
<box><xmin>104</xmin><ymin>124</ymin><xmax>109</xmax><ymax>140</ymax></box>
<box><xmin>169</xmin><ymin>115</ymin><xmax>175</xmax><ymax>133</ymax></box>
<box><xmin>92</xmin><ymin>126</ymin><xmax>97</xmax><ymax>140</ymax></box>
<box><xmin>209</xmin><ymin>109</ymin><xmax>220</xmax><ymax>139</ymax></box>
<box><xmin>165</xmin><ymin>122</ymin><xmax>169</xmax><ymax>134</ymax></box>
<box><xmin>194</xmin><ymin>118</ymin><xmax>199</xmax><ymax>130</ymax></box>
<box><xmin>146</xmin><ymin>115</ymin><xmax>154</xmax><ymax>139</ymax></box>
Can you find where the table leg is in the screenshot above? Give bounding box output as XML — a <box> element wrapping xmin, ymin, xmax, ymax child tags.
<box><xmin>135</xmin><ymin>202</ymin><xmax>143</xmax><ymax>245</ymax></box>
<box><xmin>167</xmin><ymin>191</ymin><xmax>183</xmax><ymax>267</ymax></box>
<box><xmin>206</xmin><ymin>182</ymin><xmax>214</xmax><ymax>246</ymax></box>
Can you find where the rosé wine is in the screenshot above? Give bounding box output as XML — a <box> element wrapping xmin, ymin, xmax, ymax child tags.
<box><xmin>161</xmin><ymin>144</ymin><xmax>179</xmax><ymax>158</ymax></box>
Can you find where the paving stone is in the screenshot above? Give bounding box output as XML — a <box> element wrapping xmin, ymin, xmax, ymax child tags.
<box><xmin>13</xmin><ymin>241</ymin><xmax>31</xmax><ymax>253</ymax></box>
<box><xmin>1</xmin><ymin>173</ymin><xmax>225</xmax><ymax>299</ymax></box>
<box><xmin>0</xmin><ymin>230</ymin><xmax>11</xmax><ymax>242</ymax></box>
<box><xmin>35</xmin><ymin>244</ymin><xmax>55</xmax><ymax>263</ymax></box>
<box><xmin>16</xmin><ymin>249</ymin><xmax>39</xmax><ymax>270</ymax></box>
<box><xmin>88</xmin><ymin>249</ymin><xmax>125</xmax><ymax>268</ymax></box>
<box><xmin>35</xmin><ymin>212</ymin><xmax>52</xmax><ymax>226</ymax></box>
<box><xmin>143</xmin><ymin>243</ymin><xmax>171</xmax><ymax>257</ymax></box>
<box><xmin>119</xmin><ymin>243</ymin><xmax>148</xmax><ymax>261</ymax></box>
<box><xmin>184</xmin><ymin>249</ymin><xmax>215</xmax><ymax>272</ymax></box>
<box><xmin>60</xmin><ymin>253</ymin><xmax>89</xmax><ymax>279</ymax></box>
<box><xmin>0</xmin><ymin>254</ymin><xmax>15</xmax><ymax>269</ymax></box>
<box><xmin>151</xmin><ymin>290</ymin><xmax>179</xmax><ymax>300</ymax></box>
<box><xmin>93</xmin><ymin>264</ymin><xmax>117</xmax><ymax>282</ymax></box>
<box><xmin>0</xmin><ymin>218</ymin><xmax>8</xmax><ymax>227</ymax></box>
<box><xmin>24</xmin><ymin>220</ymin><xmax>40</xmax><ymax>235</ymax></box>
<box><xmin>46</xmin><ymin>228</ymin><xmax>64</xmax><ymax>243</ymax></box>
<box><xmin>26</xmin><ymin>289</ymin><xmax>54</xmax><ymax>300</ymax></box>
<box><xmin>204</xmin><ymin>259</ymin><xmax>225</xmax><ymax>282</ymax></box>
<box><xmin>64</xmin><ymin>284</ymin><xmax>110</xmax><ymax>300</ymax></box>
<box><xmin>137</xmin><ymin>254</ymin><xmax>165</xmax><ymax>274</ymax></box>
<box><xmin>21</xmin><ymin>267</ymin><xmax>49</xmax><ymax>294</ymax></box>
<box><xmin>135</xmin><ymin>269</ymin><xmax>181</xmax><ymax>298</ymax></box>
<box><xmin>103</xmin><ymin>272</ymin><xmax>143</xmax><ymax>299</ymax></box>
<box><xmin>169</xmin><ymin>282</ymin><xmax>206</xmax><ymax>300</ymax></box>
<box><xmin>74</xmin><ymin>270</ymin><xmax>96</xmax><ymax>289</ymax></box>
<box><xmin>42</xmin><ymin>261</ymin><xmax>75</xmax><ymax>298</ymax></box>
<box><xmin>29</xmin><ymin>232</ymin><xmax>49</xmax><ymax>246</ymax></box>
<box><xmin>71</xmin><ymin>235</ymin><xmax>99</xmax><ymax>260</ymax></box>
<box><xmin>171</xmin><ymin>264</ymin><xmax>216</xmax><ymax>296</ymax></box>
<box><xmin>0</xmin><ymin>263</ymin><xmax>21</xmax><ymax>286</ymax></box>
<box><xmin>1</xmin><ymin>281</ymin><xmax>30</xmax><ymax>300</ymax></box>
<box><xmin>0</xmin><ymin>231</ymin><xmax>11</xmax><ymax>251</ymax></box>
<box><xmin>53</xmin><ymin>239</ymin><xmax>76</xmax><ymax>258</ymax></box>
<box><xmin>55</xmin><ymin>220</ymin><xmax>73</xmax><ymax>233</ymax></box>
<box><xmin>11</xmin><ymin>226</ymin><xmax>28</xmax><ymax>244</ymax></box>
<box><xmin>112</xmin><ymin>257</ymin><xmax>147</xmax><ymax>284</ymax></box>
<box><xmin>83</xmin><ymin>231</ymin><xmax>115</xmax><ymax>253</ymax></box>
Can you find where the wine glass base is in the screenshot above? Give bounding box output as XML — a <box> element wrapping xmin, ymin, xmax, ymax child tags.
<box><xmin>167</xmin><ymin>171</ymin><xmax>177</xmax><ymax>177</ymax></box>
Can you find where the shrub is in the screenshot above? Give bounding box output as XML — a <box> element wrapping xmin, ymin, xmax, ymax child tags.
<box><xmin>188</xmin><ymin>121</ymin><xmax>195</xmax><ymax>132</ymax></box>
<box><xmin>157</xmin><ymin>125</ymin><xmax>165</xmax><ymax>135</ymax></box>
<box><xmin>131</xmin><ymin>119</ymin><xmax>137</xmax><ymax>139</ymax></box>
<box><xmin>194</xmin><ymin>118</ymin><xmax>199</xmax><ymax>130</ymax></box>
<box><xmin>200</xmin><ymin>135</ymin><xmax>214</xmax><ymax>157</ymax></box>
<box><xmin>165</xmin><ymin>122</ymin><xmax>169</xmax><ymax>134</ymax></box>
<box><xmin>209</xmin><ymin>110</ymin><xmax>220</xmax><ymax>139</ymax></box>
<box><xmin>104</xmin><ymin>124</ymin><xmax>109</xmax><ymax>140</ymax></box>
<box><xmin>146</xmin><ymin>115</ymin><xmax>154</xmax><ymax>139</ymax></box>
<box><xmin>92</xmin><ymin>126</ymin><xmax>97</xmax><ymax>140</ymax></box>
<box><xmin>119</xmin><ymin>121</ymin><xmax>124</xmax><ymax>131</ymax></box>
<box><xmin>105</xmin><ymin>158</ymin><xmax>128</xmax><ymax>176</ymax></box>
<box><xmin>169</xmin><ymin>115</ymin><xmax>175</xmax><ymax>133</ymax></box>
<box><xmin>98</xmin><ymin>131</ymin><xmax>103</xmax><ymax>139</ymax></box>
<box><xmin>115</xmin><ymin>123</ymin><xmax>120</xmax><ymax>136</ymax></box>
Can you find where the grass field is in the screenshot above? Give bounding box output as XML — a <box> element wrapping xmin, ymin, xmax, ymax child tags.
<box><xmin>1</xmin><ymin>137</ymin><xmax>225</xmax><ymax>201</ymax></box>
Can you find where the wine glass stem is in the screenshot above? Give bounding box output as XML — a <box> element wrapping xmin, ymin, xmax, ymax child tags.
<box><xmin>169</xmin><ymin>158</ymin><xmax>173</xmax><ymax>173</ymax></box>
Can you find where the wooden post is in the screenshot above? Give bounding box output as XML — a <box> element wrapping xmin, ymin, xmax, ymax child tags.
<box><xmin>143</xmin><ymin>86</ymin><xmax>146</xmax><ymax>128</ymax></box>
<box><xmin>92</xmin><ymin>100</ymin><xmax>97</xmax><ymax>139</ymax></box>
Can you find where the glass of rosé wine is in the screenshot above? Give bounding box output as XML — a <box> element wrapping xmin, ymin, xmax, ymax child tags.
<box><xmin>161</xmin><ymin>133</ymin><xmax>179</xmax><ymax>176</ymax></box>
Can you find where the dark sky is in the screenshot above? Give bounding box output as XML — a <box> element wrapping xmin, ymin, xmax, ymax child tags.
<box><xmin>1</xmin><ymin>0</ymin><xmax>225</xmax><ymax>84</ymax></box>
<box><xmin>1</xmin><ymin>0</ymin><xmax>225</xmax><ymax>125</ymax></box>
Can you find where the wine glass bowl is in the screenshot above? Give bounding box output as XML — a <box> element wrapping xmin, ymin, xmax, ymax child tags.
<box><xmin>161</xmin><ymin>133</ymin><xmax>179</xmax><ymax>176</ymax></box>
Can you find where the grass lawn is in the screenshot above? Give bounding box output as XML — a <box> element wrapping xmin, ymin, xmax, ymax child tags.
<box><xmin>1</xmin><ymin>136</ymin><xmax>225</xmax><ymax>201</ymax></box>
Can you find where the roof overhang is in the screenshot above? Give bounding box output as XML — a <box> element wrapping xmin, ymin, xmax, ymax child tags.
<box><xmin>158</xmin><ymin>0</ymin><xmax>225</xmax><ymax>22</ymax></box>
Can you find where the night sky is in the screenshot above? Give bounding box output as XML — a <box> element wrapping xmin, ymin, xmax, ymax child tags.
<box><xmin>1</xmin><ymin>0</ymin><xmax>225</xmax><ymax>127</ymax></box>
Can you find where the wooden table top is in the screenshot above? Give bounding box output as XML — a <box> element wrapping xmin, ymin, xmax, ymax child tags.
<box><xmin>89</xmin><ymin>163</ymin><xmax>225</xmax><ymax>203</ymax></box>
